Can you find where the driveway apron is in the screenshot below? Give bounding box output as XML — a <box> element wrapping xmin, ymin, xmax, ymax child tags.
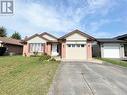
<box><xmin>48</xmin><ymin>61</ymin><xmax>127</xmax><ymax>95</ymax></box>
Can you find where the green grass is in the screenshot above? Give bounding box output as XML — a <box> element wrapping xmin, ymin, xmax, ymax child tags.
<box><xmin>0</xmin><ymin>56</ymin><xmax>59</xmax><ymax>95</ymax></box>
<box><xmin>98</xmin><ymin>58</ymin><xmax>127</xmax><ymax>67</ymax></box>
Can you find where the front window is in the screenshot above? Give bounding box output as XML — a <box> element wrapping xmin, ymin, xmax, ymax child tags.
<box><xmin>29</xmin><ymin>43</ymin><xmax>43</xmax><ymax>52</ymax></box>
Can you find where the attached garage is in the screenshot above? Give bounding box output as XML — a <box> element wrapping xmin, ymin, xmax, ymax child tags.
<box><xmin>102</xmin><ymin>44</ymin><xmax>120</xmax><ymax>58</ymax></box>
<box><xmin>97</xmin><ymin>38</ymin><xmax>126</xmax><ymax>59</ymax></box>
<box><xmin>66</xmin><ymin>43</ymin><xmax>87</xmax><ymax>60</ymax></box>
<box><xmin>60</xmin><ymin>30</ymin><xmax>95</xmax><ymax>60</ymax></box>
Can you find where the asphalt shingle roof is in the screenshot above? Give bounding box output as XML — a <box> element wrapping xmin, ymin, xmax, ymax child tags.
<box><xmin>114</xmin><ymin>34</ymin><xmax>127</xmax><ymax>40</ymax></box>
<box><xmin>97</xmin><ymin>38</ymin><xmax>127</xmax><ymax>43</ymax></box>
<box><xmin>0</xmin><ymin>37</ymin><xmax>23</xmax><ymax>46</ymax></box>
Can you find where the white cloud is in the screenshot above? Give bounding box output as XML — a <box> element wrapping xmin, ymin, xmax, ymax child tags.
<box><xmin>86</xmin><ymin>0</ymin><xmax>116</xmax><ymax>15</ymax></box>
<box><xmin>88</xmin><ymin>19</ymin><xmax>110</xmax><ymax>32</ymax></box>
<box><xmin>86</xmin><ymin>18</ymin><xmax>124</xmax><ymax>38</ymax></box>
<box><xmin>92</xmin><ymin>31</ymin><xmax>127</xmax><ymax>38</ymax></box>
<box><xmin>0</xmin><ymin>0</ymin><xmax>119</xmax><ymax>38</ymax></box>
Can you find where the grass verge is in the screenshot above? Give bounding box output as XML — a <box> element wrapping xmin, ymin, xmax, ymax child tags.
<box><xmin>98</xmin><ymin>58</ymin><xmax>127</xmax><ymax>67</ymax></box>
<box><xmin>0</xmin><ymin>56</ymin><xmax>59</xmax><ymax>95</ymax></box>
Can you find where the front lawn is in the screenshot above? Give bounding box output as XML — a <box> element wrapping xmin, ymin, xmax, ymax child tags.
<box><xmin>98</xmin><ymin>58</ymin><xmax>127</xmax><ymax>67</ymax></box>
<box><xmin>0</xmin><ymin>56</ymin><xmax>59</xmax><ymax>95</ymax></box>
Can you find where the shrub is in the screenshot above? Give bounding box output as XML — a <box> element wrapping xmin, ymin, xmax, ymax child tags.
<box><xmin>33</xmin><ymin>52</ymin><xmax>38</xmax><ymax>57</ymax></box>
<box><xmin>49</xmin><ymin>58</ymin><xmax>56</xmax><ymax>61</ymax></box>
<box><xmin>39</xmin><ymin>53</ymin><xmax>51</xmax><ymax>62</ymax></box>
<box><xmin>0</xmin><ymin>47</ymin><xmax>6</xmax><ymax>56</ymax></box>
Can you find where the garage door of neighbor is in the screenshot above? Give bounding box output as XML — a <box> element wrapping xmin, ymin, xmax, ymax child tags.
<box><xmin>103</xmin><ymin>45</ymin><xmax>120</xmax><ymax>58</ymax></box>
<box><xmin>66</xmin><ymin>44</ymin><xmax>87</xmax><ymax>60</ymax></box>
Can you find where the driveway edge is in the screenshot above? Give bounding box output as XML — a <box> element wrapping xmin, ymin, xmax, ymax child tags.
<box><xmin>47</xmin><ymin>62</ymin><xmax>62</xmax><ymax>95</ymax></box>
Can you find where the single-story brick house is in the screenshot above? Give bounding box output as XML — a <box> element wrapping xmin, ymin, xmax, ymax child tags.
<box><xmin>0</xmin><ymin>37</ymin><xmax>23</xmax><ymax>55</ymax></box>
<box><xmin>22</xmin><ymin>29</ymin><xmax>127</xmax><ymax>60</ymax></box>
<box><xmin>22</xmin><ymin>30</ymin><xmax>96</xmax><ymax>60</ymax></box>
<box><xmin>93</xmin><ymin>34</ymin><xmax>127</xmax><ymax>58</ymax></box>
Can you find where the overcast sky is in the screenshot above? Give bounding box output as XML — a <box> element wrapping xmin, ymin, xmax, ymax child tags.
<box><xmin>0</xmin><ymin>0</ymin><xmax>127</xmax><ymax>38</ymax></box>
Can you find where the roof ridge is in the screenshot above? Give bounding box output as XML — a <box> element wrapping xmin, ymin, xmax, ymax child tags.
<box><xmin>40</xmin><ymin>32</ymin><xmax>58</xmax><ymax>39</ymax></box>
<box><xmin>24</xmin><ymin>33</ymin><xmax>50</xmax><ymax>42</ymax></box>
<box><xmin>59</xmin><ymin>29</ymin><xmax>95</xmax><ymax>40</ymax></box>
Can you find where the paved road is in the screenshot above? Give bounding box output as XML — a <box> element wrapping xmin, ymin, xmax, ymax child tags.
<box><xmin>48</xmin><ymin>61</ymin><xmax>127</xmax><ymax>95</ymax></box>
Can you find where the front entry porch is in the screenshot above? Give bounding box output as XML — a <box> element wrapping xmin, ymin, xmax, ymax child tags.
<box><xmin>51</xmin><ymin>43</ymin><xmax>61</xmax><ymax>56</ymax></box>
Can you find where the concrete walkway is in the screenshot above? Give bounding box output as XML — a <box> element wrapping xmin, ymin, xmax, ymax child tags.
<box><xmin>48</xmin><ymin>61</ymin><xmax>127</xmax><ymax>95</ymax></box>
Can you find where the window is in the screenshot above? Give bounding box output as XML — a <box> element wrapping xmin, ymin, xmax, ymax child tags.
<box><xmin>67</xmin><ymin>44</ymin><xmax>71</xmax><ymax>47</ymax></box>
<box><xmin>67</xmin><ymin>44</ymin><xmax>85</xmax><ymax>48</ymax></box>
<box><xmin>67</xmin><ymin>44</ymin><xmax>75</xmax><ymax>47</ymax></box>
<box><xmin>81</xmin><ymin>44</ymin><xmax>85</xmax><ymax>47</ymax></box>
<box><xmin>76</xmin><ymin>44</ymin><xmax>80</xmax><ymax>47</ymax></box>
<box><xmin>72</xmin><ymin>44</ymin><xmax>75</xmax><ymax>47</ymax></box>
<box><xmin>29</xmin><ymin>43</ymin><xmax>43</xmax><ymax>52</ymax></box>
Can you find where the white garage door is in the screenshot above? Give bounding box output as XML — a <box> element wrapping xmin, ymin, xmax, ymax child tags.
<box><xmin>66</xmin><ymin>44</ymin><xmax>87</xmax><ymax>60</ymax></box>
<box><xmin>103</xmin><ymin>45</ymin><xmax>120</xmax><ymax>58</ymax></box>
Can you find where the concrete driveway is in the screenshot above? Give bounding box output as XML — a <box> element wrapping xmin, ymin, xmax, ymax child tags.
<box><xmin>48</xmin><ymin>61</ymin><xmax>127</xmax><ymax>95</ymax></box>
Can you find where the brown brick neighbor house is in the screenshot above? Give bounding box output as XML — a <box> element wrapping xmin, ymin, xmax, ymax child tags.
<box><xmin>0</xmin><ymin>37</ymin><xmax>23</xmax><ymax>55</ymax></box>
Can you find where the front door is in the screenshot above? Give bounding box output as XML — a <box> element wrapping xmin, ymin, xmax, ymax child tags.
<box><xmin>52</xmin><ymin>44</ymin><xmax>59</xmax><ymax>56</ymax></box>
<box><xmin>124</xmin><ymin>44</ymin><xmax>127</xmax><ymax>57</ymax></box>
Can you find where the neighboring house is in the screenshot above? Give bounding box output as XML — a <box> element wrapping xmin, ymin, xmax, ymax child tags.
<box><xmin>22</xmin><ymin>30</ymin><xmax>95</xmax><ymax>60</ymax></box>
<box><xmin>0</xmin><ymin>37</ymin><xmax>23</xmax><ymax>55</ymax></box>
<box><xmin>94</xmin><ymin>34</ymin><xmax>127</xmax><ymax>58</ymax></box>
